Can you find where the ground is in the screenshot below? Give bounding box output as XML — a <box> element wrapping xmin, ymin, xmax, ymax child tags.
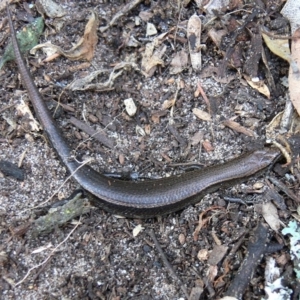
<box><xmin>0</xmin><ymin>0</ymin><xmax>298</xmax><ymax>299</ymax></box>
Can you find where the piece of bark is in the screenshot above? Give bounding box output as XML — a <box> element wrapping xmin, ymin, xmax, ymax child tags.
<box><xmin>224</xmin><ymin>223</ymin><xmax>270</xmax><ymax>299</ymax></box>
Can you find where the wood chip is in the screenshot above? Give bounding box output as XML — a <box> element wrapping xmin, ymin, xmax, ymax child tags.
<box><xmin>193</xmin><ymin>108</ymin><xmax>211</xmax><ymax>121</ymax></box>
<box><xmin>124</xmin><ymin>98</ymin><xmax>137</xmax><ymax>116</ymax></box>
<box><xmin>222</xmin><ymin>119</ymin><xmax>255</xmax><ymax>137</ymax></box>
<box><xmin>187</xmin><ymin>15</ymin><xmax>203</xmax><ymax>71</ymax></box>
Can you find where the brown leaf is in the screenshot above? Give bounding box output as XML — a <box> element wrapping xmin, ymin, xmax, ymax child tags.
<box><xmin>64</xmin><ymin>11</ymin><xmax>99</xmax><ymax>60</ymax></box>
<box><xmin>32</xmin><ymin>11</ymin><xmax>99</xmax><ymax>61</ymax></box>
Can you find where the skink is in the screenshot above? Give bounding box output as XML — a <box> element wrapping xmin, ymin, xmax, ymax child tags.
<box><xmin>7</xmin><ymin>7</ymin><xmax>281</xmax><ymax>218</ymax></box>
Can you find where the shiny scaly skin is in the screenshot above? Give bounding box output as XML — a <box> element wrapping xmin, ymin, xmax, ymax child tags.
<box><xmin>7</xmin><ymin>7</ymin><xmax>281</xmax><ymax>218</ymax></box>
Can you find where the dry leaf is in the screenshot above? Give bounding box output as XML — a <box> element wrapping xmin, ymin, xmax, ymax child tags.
<box><xmin>289</xmin><ymin>28</ymin><xmax>300</xmax><ymax>116</ymax></box>
<box><xmin>266</xmin><ymin>111</ymin><xmax>283</xmax><ymax>140</ymax></box>
<box><xmin>244</xmin><ymin>75</ymin><xmax>270</xmax><ymax>98</ymax></box>
<box><xmin>194</xmin><ymin>88</ymin><xmax>200</xmax><ymax>97</ymax></box>
<box><xmin>291</xmin><ymin>213</ymin><xmax>300</xmax><ymax>222</ymax></box>
<box><xmin>262</xmin><ymin>30</ymin><xmax>291</xmax><ymax>62</ymax></box>
<box><xmin>253</xmin><ymin>182</ymin><xmax>264</xmax><ymax>190</ymax></box>
<box><xmin>132</xmin><ymin>224</ymin><xmax>144</xmax><ymax>237</ymax></box>
<box><xmin>196</xmin><ymin>82</ymin><xmax>210</xmax><ymax>107</ymax></box>
<box><xmin>194</xmin><ymin>0</ymin><xmax>206</xmax><ymax>8</ymax></box>
<box><xmin>124</xmin><ymin>33</ymin><xmax>140</xmax><ymax>47</ymax></box>
<box><xmin>67</xmin><ymin>62</ymin><xmax>139</xmax><ymax>91</ymax></box>
<box><xmin>222</xmin><ymin>119</ymin><xmax>255</xmax><ymax>137</ymax></box>
<box><xmin>140</xmin><ymin>30</ymin><xmax>171</xmax><ymax>77</ymax></box>
<box><xmin>166</xmin><ymin>77</ymin><xmax>175</xmax><ymax>84</ymax></box>
<box><xmin>170</xmin><ymin>50</ymin><xmax>188</xmax><ymax>74</ymax></box>
<box><xmin>262</xmin><ymin>202</ymin><xmax>281</xmax><ymax>232</ymax></box>
<box><xmin>193</xmin><ymin>108</ymin><xmax>211</xmax><ymax>121</ymax></box>
<box><xmin>32</xmin><ymin>11</ymin><xmax>99</xmax><ymax>61</ymax></box>
<box><xmin>67</xmin><ymin>69</ymin><xmax>122</xmax><ymax>91</ymax></box>
<box><xmin>179</xmin><ymin>79</ymin><xmax>185</xmax><ymax>89</ymax></box>
<box><xmin>141</xmin><ymin>42</ymin><xmax>166</xmax><ymax>77</ymax></box>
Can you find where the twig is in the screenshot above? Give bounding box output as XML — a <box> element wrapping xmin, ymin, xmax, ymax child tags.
<box><xmin>197</xmin><ymin>82</ymin><xmax>211</xmax><ymax>113</ymax></box>
<box><xmin>19</xmin><ymin>158</ymin><xmax>93</xmax><ymax>213</ymax></box>
<box><xmin>223</xmin><ymin>196</ymin><xmax>247</xmax><ymax>206</ymax></box>
<box><xmin>31</xmin><ymin>255</ymin><xmax>54</xmax><ymax>281</ymax></box>
<box><xmin>268</xmin><ymin>176</ymin><xmax>300</xmax><ymax>203</ymax></box>
<box><xmin>15</xmin><ymin>217</ymin><xmax>81</xmax><ymax>286</ymax></box>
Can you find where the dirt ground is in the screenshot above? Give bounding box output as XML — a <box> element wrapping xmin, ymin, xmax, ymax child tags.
<box><xmin>0</xmin><ymin>0</ymin><xmax>299</xmax><ymax>299</ymax></box>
